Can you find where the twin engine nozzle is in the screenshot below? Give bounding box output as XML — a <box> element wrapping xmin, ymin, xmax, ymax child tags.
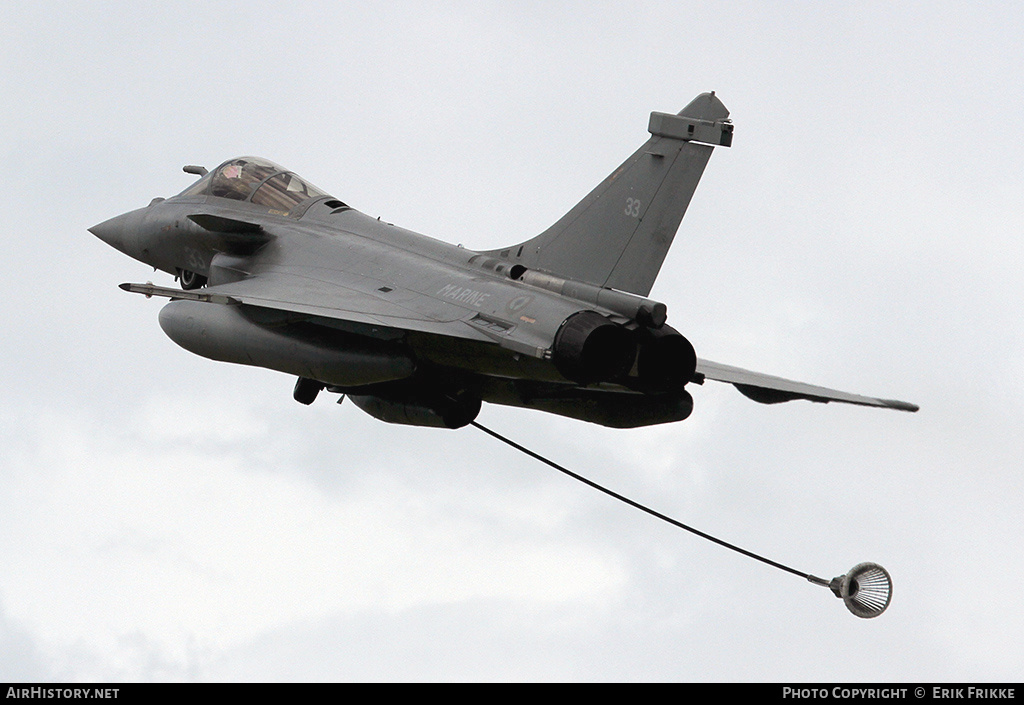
<box><xmin>552</xmin><ymin>311</ymin><xmax>696</xmax><ymax>388</ymax></box>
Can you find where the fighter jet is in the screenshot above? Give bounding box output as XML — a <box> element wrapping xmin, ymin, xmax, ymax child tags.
<box><xmin>90</xmin><ymin>92</ymin><xmax>917</xmax><ymax>429</ymax></box>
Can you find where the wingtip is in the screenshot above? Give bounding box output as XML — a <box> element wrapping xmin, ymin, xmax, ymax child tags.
<box><xmin>884</xmin><ymin>399</ymin><xmax>920</xmax><ymax>412</ymax></box>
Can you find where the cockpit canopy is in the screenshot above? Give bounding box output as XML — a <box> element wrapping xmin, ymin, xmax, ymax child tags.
<box><xmin>179</xmin><ymin>157</ymin><xmax>331</xmax><ymax>213</ymax></box>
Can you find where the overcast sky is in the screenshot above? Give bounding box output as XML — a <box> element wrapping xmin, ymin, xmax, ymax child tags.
<box><xmin>2</xmin><ymin>1</ymin><xmax>1022</xmax><ymax>682</ymax></box>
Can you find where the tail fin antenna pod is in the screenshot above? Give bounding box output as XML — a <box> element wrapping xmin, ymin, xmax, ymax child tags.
<box><xmin>489</xmin><ymin>92</ymin><xmax>731</xmax><ymax>297</ymax></box>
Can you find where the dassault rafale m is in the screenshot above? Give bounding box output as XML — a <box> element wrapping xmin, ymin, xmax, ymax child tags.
<box><xmin>90</xmin><ymin>92</ymin><xmax>917</xmax><ymax>429</ymax></box>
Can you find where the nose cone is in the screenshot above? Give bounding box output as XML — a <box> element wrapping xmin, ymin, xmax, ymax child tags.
<box><xmin>89</xmin><ymin>211</ymin><xmax>135</xmax><ymax>253</ymax></box>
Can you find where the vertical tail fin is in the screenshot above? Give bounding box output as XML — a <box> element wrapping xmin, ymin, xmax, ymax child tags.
<box><xmin>488</xmin><ymin>92</ymin><xmax>731</xmax><ymax>297</ymax></box>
